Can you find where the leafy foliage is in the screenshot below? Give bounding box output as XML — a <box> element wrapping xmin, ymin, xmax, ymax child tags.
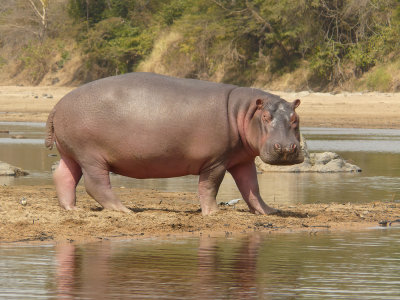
<box><xmin>82</xmin><ymin>17</ymin><xmax>153</xmax><ymax>77</ymax></box>
<box><xmin>20</xmin><ymin>42</ymin><xmax>52</xmax><ymax>84</ymax></box>
<box><xmin>2</xmin><ymin>0</ymin><xmax>400</xmax><ymax>89</ymax></box>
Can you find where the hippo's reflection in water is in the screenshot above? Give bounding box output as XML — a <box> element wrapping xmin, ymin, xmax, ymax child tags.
<box><xmin>196</xmin><ymin>235</ymin><xmax>262</xmax><ymax>298</ymax></box>
<box><xmin>55</xmin><ymin>235</ymin><xmax>268</xmax><ymax>299</ymax></box>
<box><xmin>0</xmin><ymin>229</ymin><xmax>398</xmax><ymax>298</ymax></box>
<box><xmin>56</xmin><ymin>243</ymin><xmax>112</xmax><ymax>299</ymax></box>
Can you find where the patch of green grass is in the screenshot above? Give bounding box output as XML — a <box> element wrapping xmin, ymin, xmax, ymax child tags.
<box><xmin>366</xmin><ymin>67</ymin><xmax>392</xmax><ymax>91</ymax></box>
<box><xmin>0</xmin><ymin>56</ymin><xmax>6</xmax><ymax>68</ymax></box>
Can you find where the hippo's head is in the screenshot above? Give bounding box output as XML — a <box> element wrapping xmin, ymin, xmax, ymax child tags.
<box><xmin>251</xmin><ymin>97</ymin><xmax>304</xmax><ymax>165</ymax></box>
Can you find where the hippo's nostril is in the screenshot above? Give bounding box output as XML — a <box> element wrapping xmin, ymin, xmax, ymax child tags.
<box><xmin>282</xmin><ymin>144</ymin><xmax>298</xmax><ymax>154</ymax></box>
<box><xmin>289</xmin><ymin>144</ymin><xmax>299</xmax><ymax>153</ymax></box>
<box><xmin>274</xmin><ymin>143</ymin><xmax>282</xmax><ymax>153</ymax></box>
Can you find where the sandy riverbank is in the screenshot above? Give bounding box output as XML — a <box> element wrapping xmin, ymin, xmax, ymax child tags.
<box><xmin>0</xmin><ymin>185</ymin><xmax>399</xmax><ymax>243</ymax></box>
<box><xmin>1</xmin><ymin>85</ymin><xmax>400</xmax><ymax>128</ymax></box>
<box><xmin>0</xmin><ymin>85</ymin><xmax>399</xmax><ymax>243</ymax></box>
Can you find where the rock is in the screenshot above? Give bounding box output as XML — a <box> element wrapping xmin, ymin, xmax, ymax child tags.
<box><xmin>255</xmin><ymin>135</ymin><xmax>362</xmax><ymax>173</ymax></box>
<box><xmin>20</xmin><ymin>197</ymin><xmax>27</xmax><ymax>206</ymax></box>
<box><xmin>327</xmin><ymin>158</ymin><xmax>345</xmax><ymax>168</ymax></box>
<box><xmin>51</xmin><ymin>161</ymin><xmax>59</xmax><ymax>172</ymax></box>
<box><xmin>42</xmin><ymin>93</ymin><xmax>54</xmax><ymax>99</ymax></box>
<box><xmin>314</xmin><ymin>152</ymin><xmax>339</xmax><ymax>165</ymax></box>
<box><xmin>0</xmin><ymin>161</ymin><xmax>29</xmax><ymax>176</ymax></box>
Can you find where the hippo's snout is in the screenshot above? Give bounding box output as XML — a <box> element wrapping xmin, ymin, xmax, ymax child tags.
<box><xmin>273</xmin><ymin>143</ymin><xmax>298</xmax><ymax>155</ymax></box>
<box><xmin>260</xmin><ymin>141</ymin><xmax>304</xmax><ymax>166</ymax></box>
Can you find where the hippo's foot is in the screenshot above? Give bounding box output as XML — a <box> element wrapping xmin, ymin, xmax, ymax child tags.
<box><xmin>251</xmin><ymin>203</ymin><xmax>279</xmax><ymax>215</ymax></box>
<box><xmin>82</xmin><ymin>165</ymin><xmax>131</xmax><ymax>213</ymax></box>
<box><xmin>200</xmin><ymin>197</ymin><xmax>220</xmax><ymax>215</ymax></box>
<box><xmin>198</xmin><ymin>166</ymin><xmax>226</xmax><ymax>216</ymax></box>
<box><xmin>62</xmin><ymin>205</ymin><xmax>79</xmax><ymax>211</ymax></box>
<box><xmin>62</xmin><ymin>206</ymin><xmax>87</xmax><ymax>213</ymax></box>
<box><xmin>201</xmin><ymin>206</ymin><xmax>219</xmax><ymax>216</ymax></box>
<box><xmin>102</xmin><ymin>204</ymin><xmax>131</xmax><ymax>213</ymax></box>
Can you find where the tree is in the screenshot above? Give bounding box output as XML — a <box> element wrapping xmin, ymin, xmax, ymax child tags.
<box><xmin>28</xmin><ymin>0</ymin><xmax>49</xmax><ymax>40</ymax></box>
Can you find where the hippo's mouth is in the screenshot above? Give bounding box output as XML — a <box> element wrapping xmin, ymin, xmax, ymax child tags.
<box><xmin>259</xmin><ymin>152</ymin><xmax>304</xmax><ymax>166</ymax></box>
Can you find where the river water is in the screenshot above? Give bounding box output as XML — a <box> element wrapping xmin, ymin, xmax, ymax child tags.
<box><xmin>1</xmin><ymin>229</ymin><xmax>400</xmax><ymax>299</ymax></box>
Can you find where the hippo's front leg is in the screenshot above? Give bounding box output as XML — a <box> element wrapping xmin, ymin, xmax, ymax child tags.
<box><xmin>228</xmin><ymin>161</ymin><xmax>277</xmax><ymax>215</ymax></box>
<box><xmin>198</xmin><ymin>166</ymin><xmax>226</xmax><ymax>216</ymax></box>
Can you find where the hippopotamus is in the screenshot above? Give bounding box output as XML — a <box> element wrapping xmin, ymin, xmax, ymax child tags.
<box><xmin>45</xmin><ymin>72</ymin><xmax>303</xmax><ymax>215</ymax></box>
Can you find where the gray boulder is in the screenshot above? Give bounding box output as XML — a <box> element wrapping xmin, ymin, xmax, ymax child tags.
<box><xmin>0</xmin><ymin>161</ymin><xmax>29</xmax><ymax>176</ymax></box>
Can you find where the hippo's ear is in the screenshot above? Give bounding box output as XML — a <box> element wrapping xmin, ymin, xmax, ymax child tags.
<box><xmin>292</xmin><ymin>99</ymin><xmax>301</xmax><ymax>109</ymax></box>
<box><xmin>256</xmin><ymin>99</ymin><xmax>264</xmax><ymax>110</ymax></box>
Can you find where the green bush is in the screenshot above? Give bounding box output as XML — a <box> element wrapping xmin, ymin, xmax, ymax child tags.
<box><xmin>20</xmin><ymin>41</ymin><xmax>54</xmax><ymax>84</ymax></box>
<box><xmin>366</xmin><ymin>67</ymin><xmax>392</xmax><ymax>91</ymax></box>
<box><xmin>81</xmin><ymin>17</ymin><xmax>154</xmax><ymax>77</ymax></box>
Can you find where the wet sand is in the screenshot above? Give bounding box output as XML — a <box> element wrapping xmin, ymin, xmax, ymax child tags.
<box><xmin>0</xmin><ymin>85</ymin><xmax>399</xmax><ymax>243</ymax></box>
<box><xmin>1</xmin><ymin>185</ymin><xmax>399</xmax><ymax>243</ymax></box>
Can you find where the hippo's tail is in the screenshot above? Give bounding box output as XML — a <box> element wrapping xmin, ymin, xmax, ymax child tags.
<box><xmin>45</xmin><ymin>107</ymin><xmax>56</xmax><ymax>150</ymax></box>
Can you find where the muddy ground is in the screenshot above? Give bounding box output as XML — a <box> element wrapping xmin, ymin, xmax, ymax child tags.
<box><xmin>0</xmin><ymin>85</ymin><xmax>399</xmax><ymax>243</ymax></box>
<box><xmin>1</xmin><ymin>185</ymin><xmax>399</xmax><ymax>243</ymax></box>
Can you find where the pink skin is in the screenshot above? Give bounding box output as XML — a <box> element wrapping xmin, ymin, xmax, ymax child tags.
<box><xmin>228</xmin><ymin>161</ymin><xmax>276</xmax><ymax>214</ymax></box>
<box><xmin>53</xmin><ymin>149</ymin><xmax>130</xmax><ymax>212</ymax></box>
<box><xmin>46</xmin><ymin>73</ymin><xmax>302</xmax><ymax>215</ymax></box>
<box><xmin>53</xmin><ymin>155</ymin><xmax>81</xmax><ymax>210</ymax></box>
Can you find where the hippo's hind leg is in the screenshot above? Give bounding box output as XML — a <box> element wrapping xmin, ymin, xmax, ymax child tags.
<box><xmin>53</xmin><ymin>155</ymin><xmax>82</xmax><ymax>210</ymax></box>
<box><xmin>81</xmin><ymin>164</ymin><xmax>130</xmax><ymax>212</ymax></box>
<box><xmin>198</xmin><ymin>165</ymin><xmax>226</xmax><ymax>216</ymax></box>
<box><xmin>228</xmin><ymin>161</ymin><xmax>277</xmax><ymax>215</ymax></box>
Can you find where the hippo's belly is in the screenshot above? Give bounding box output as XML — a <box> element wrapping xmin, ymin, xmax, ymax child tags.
<box><xmin>109</xmin><ymin>156</ymin><xmax>203</xmax><ymax>178</ymax></box>
<box><xmin>101</xmin><ymin>131</ymin><xmax>227</xmax><ymax>178</ymax></box>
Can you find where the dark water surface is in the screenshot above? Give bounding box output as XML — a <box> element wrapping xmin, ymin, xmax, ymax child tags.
<box><xmin>0</xmin><ymin>122</ymin><xmax>399</xmax><ymax>204</ymax></box>
<box><xmin>1</xmin><ymin>229</ymin><xmax>400</xmax><ymax>299</ymax></box>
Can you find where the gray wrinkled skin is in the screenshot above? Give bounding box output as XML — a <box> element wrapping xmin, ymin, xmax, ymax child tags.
<box><xmin>46</xmin><ymin>72</ymin><xmax>303</xmax><ymax>215</ymax></box>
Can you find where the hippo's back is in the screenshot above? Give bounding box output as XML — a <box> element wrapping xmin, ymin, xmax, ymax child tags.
<box><xmin>59</xmin><ymin>72</ymin><xmax>235</xmax><ymax>106</ymax></box>
<box><xmin>52</xmin><ymin>73</ymin><xmax>238</xmax><ymax>177</ymax></box>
